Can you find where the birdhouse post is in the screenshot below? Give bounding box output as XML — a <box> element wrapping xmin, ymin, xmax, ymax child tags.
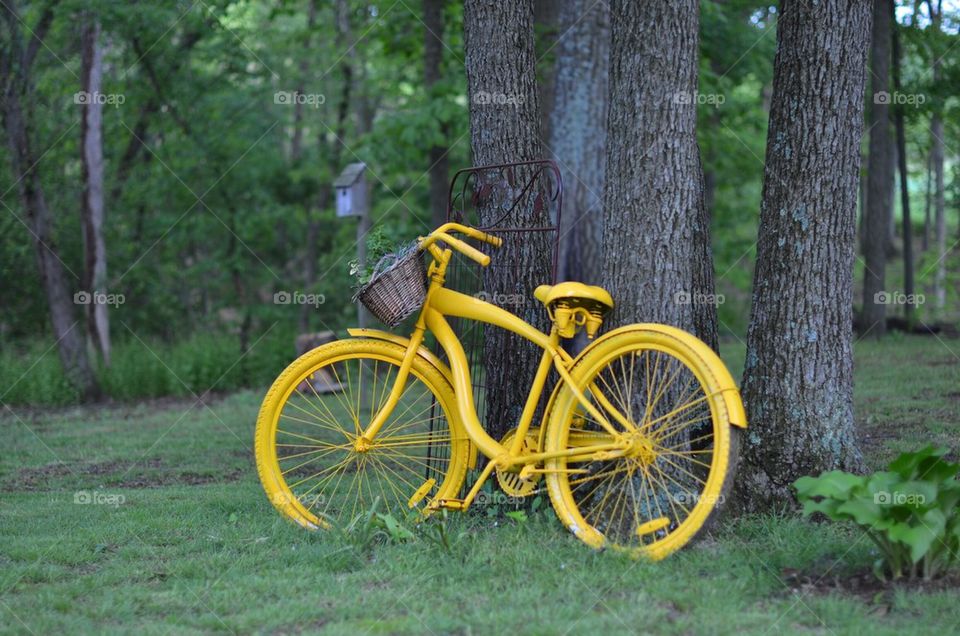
<box><xmin>334</xmin><ymin>163</ymin><xmax>370</xmax><ymax>328</ymax></box>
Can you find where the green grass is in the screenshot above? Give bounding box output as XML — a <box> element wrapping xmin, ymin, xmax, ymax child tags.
<box><xmin>1</xmin><ymin>335</ymin><xmax>959</xmax><ymax>634</ymax></box>
<box><xmin>0</xmin><ymin>329</ymin><xmax>297</xmax><ymax>406</ymax></box>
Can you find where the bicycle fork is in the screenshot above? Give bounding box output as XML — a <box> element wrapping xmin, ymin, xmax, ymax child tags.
<box><xmin>353</xmin><ymin>326</ymin><xmax>427</xmax><ymax>452</ymax></box>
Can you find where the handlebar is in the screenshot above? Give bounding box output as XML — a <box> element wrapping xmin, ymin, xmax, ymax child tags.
<box><xmin>419</xmin><ymin>223</ymin><xmax>502</xmax><ymax>267</ymax></box>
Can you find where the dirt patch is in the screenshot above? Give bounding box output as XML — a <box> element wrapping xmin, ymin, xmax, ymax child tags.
<box><xmin>924</xmin><ymin>357</ymin><xmax>959</xmax><ymax>367</ymax></box>
<box><xmin>5</xmin><ymin>457</ymin><xmax>246</xmax><ymax>491</ymax></box>
<box><xmin>781</xmin><ymin>566</ymin><xmax>960</xmax><ymax>602</ymax></box>
<box><xmin>857</xmin><ymin>420</ymin><xmax>928</xmax><ymax>469</ymax></box>
<box><xmin>109</xmin><ymin>466</ymin><xmax>247</xmax><ymax>489</ymax></box>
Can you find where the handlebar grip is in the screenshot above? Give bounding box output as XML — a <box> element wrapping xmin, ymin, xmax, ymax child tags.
<box><xmin>459</xmin><ymin>225</ymin><xmax>503</xmax><ymax>247</ymax></box>
<box><xmin>445</xmin><ymin>235</ymin><xmax>491</xmax><ymax>266</ymax></box>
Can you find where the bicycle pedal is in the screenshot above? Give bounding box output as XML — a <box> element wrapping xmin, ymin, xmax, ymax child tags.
<box><xmin>636</xmin><ymin>517</ymin><xmax>670</xmax><ymax>537</ymax></box>
<box><xmin>407</xmin><ymin>478</ymin><xmax>436</xmax><ymax>508</ymax></box>
<box><xmin>428</xmin><ymin>498</ymin><xmax>466</xmax><ymax>511</ymax></box>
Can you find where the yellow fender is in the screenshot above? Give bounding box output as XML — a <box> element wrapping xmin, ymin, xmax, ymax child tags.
<box><xmin>536</xmin><ymin>322</ymin><xmax>746</xmax><ymax>452</ymax></box>
<box><xmin>346</xmin><ymin>328</ymin><xmax>478</xmax><ymax>468</ymax></box>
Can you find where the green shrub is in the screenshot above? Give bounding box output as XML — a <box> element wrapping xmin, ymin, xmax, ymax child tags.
<box><xmin>794</xmin><ymin>446</ymin><xmax>960</xmax><ymax>580</ymax></box>
<box><xmin>1</xmin><ymin>327</ymin><xmax>297</xmax><ymax>406</ymax></box>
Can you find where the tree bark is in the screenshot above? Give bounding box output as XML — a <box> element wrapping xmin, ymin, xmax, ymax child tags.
<box><xmin>80</xmin><ymin>16</ymin><xmax>110</xmax><ymax>365</ymax></box>
<box><xmin>547</xmin><ymin>0</ymin><xmax>608</xmax><ymax>288</ymax></box>
<box><xmin>1</xmin><ymin>1</ymin><xmax>100</xmax><ymax>400</ymax></box>
<box><xmin>736</xmin><ymin>0</ymin><xmax>871</xmax><ymax>510</ymax></box>
<box><xmin>424</xmin><ymin>0</ymin><xmax>450</xmax><ymax>229</ymax></box>
<box><xmin>600</xmin><ymin>0</ymin><xmax>716</xmax><ymax>350</ymax></box>
<box><xmin>464</xmin><ymin>0</ymin><xmax>550</xmax><ymax>441</ymax></box>
<box><xmin>862</xmin><ymin>0</ymin><xmax>892</xmax><ymax>337</ymax></box>
<box><xmin>891</xmin><ymin>0</ymin><xmax>915</xmax><ymax>326</ymax></box>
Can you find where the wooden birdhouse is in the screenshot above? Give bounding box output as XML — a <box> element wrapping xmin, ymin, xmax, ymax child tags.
<box><xmin>334</xmin><ymin>162</ymin><xmax>368</xmax><ymax>218</ymax></box>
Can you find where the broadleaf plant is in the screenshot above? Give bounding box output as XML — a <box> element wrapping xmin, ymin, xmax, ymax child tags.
<box><xmin>794</xmin><ymin>445</ymin><xmax>960</xmax><ymax>581</ymax></box>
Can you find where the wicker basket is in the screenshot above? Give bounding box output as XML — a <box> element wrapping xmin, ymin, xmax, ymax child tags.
<box><xmin>352</xmin><ymin>247</ymin><xmax>427</xmax><ymax>327</ymax></box>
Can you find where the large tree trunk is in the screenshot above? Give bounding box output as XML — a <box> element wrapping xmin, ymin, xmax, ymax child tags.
<box><xmin>891</xmin><ymin>0</ymin><xmax>916</xmax><ymax>326</ymax></box>
<box><xmin>736</xmin><ymin>0</ymin><xmax>871</xmax><ymax>510</ymax></box>
<box><xmin>600</xmin><ymin>0</ymin><xmax>716</xmax><ymax>349</ymax></box>
<box><xmin>1</xmin><ymin>2</ymin><xmax>100</xmax><ymax>400</ymax></box>
<box><xmin>861</xmin><ymin>0</ymin><xmax>892</xmax><ymax>337</ymax></box>
<box><xmin>547</xmin><ymin>0</ymin><xmax>608</xmax><ymax>287</ymax></box>
<box><xmin>464</xmin><ymin>0</ymin><xmax>549</xmax><ymax>441</ymax></box>
<box><xmin>80</xmin><ymin>17</ymin><xmax>110</xmax><ymax>365</ymax></box>
<box><xmin>424</xmin><ymin>0</ymin><xmax>450</xmax><ymax>229</ymax></box>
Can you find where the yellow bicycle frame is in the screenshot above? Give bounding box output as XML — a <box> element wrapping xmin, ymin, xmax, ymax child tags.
<box><xmin>353</xmin><ymin>223</ymin><xmax>745</xmax><ymax>509</ymax></box>
<box><xmin>352</xmin><ymin>235</ymin><xmax>633</xmax><ymax>504</ymax></box>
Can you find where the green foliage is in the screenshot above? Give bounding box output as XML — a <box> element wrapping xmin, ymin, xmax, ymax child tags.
<box><xmin>1</xmin><ymin>0</ymin><xmax>958</xmax><ymax>406</ymax></box>
<box><xmin>414</xmin><ymin>509</ymin><xmax>470</xmax><ymax>554</ymax></box>
<box><xmin>794</xmin><ymin>446</ymin><xmax>960</xmax><ymax>580</ymax></box>
<box><xmin>0</xmin><ymin>329</ymin><xmax>296</xmax><ymax>406</ymax></box>
<box><xmin>348</xmin><ymin>225</ymin><xmax>417</xmax><ymax>287</ymax></box>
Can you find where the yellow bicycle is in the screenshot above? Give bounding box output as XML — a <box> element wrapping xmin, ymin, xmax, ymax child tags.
<box><xmin>255</xmin><ymin>222</ymin><xmax>746</xmax><ymax>559</ymax></box>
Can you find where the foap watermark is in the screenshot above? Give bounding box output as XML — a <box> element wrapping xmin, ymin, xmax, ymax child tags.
<box><xmin>874</xmin><ymin>490</ymin><xmax>926</xmax><ymax>506</ymax></box>
<box><xmin>473</xmin><ymin>291</ymin><xmax>526</xmax><ymax>308</ymax></box>
<box><xmin>873</xmin><ymin>291</ymin><xmax>925</xmax><ymax>306</ymax></box>
<box><xmin>672</xmin><ymin>91</ymin><xmax>725</xmax><ymax>107</ymax></box>
<box><xmin>74</xmin><ymin>291</ymin><xmax>125</xmax><ymax>307</ymax></box>
<box><xmin>474</xmin><ymin>490</ymin><xmax>524</xmax><ymax>506</ymax></box>
<box><xmin>472</xmin><ymin>91</ymin><xmax>525</xmax><ymax>106</ymax></box>
<box><xmin>74</xmin><ymin>490</ymin><xmax>126</xmax><ymax>507</ymax></box>
<box><xmin>73</xmin><ymin>91</ymin><xmax>125</xmax><ymax>107</ymax></box>
<box><xmin>274</xmin><ymin>290</ymin><xmax>326</xmax><ymax>307</ymax></box>
<box><xmin>270</xmin><ymin>492</ymin><xmax>325</xmax><ymax>507</ymax></box>
<box><xmin>874</xmin><ymin>91</ymin><xmax>926</xmax><ymax>107</ymax></box>
<box><xmin>674</xmin><ymin>291</ymin><xmax>725</xmax><ymax>306</ymax></box>
<box><xmin>673</xmin><ymin>492</ymin><xmax>725</xmax><ymax>506</ymax></box>
<box><xmin>274</xmin><ymin>91</ymin><xmax>326</xmax><ymax>108</ymax></box>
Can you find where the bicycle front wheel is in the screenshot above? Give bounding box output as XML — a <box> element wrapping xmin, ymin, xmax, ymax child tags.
<box><xmin>544</xmin><ymin>325</ymin><xmax>742</xmax><ymax>560</ymax></box>
<box><xmin>255</xmin><ymin>339</ymin><xmax>469</xmax><ymax>529</ymax></box>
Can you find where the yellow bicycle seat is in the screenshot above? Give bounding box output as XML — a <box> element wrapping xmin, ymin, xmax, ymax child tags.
<box><xmin>533</xmin><ymin>282</ymin><xmax>614</xmax><ymax>313</ymax></box>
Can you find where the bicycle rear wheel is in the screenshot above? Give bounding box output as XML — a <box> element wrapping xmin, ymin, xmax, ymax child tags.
<box><xmin>544</xmin><ymin>326</ymin><xmax>742</xmax><ymax>560</ymax></box>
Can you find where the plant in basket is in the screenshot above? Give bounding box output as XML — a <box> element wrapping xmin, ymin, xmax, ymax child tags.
<box><xmin>350</xmin><ymin>226</ymin><xmax>426</xmax><ymax>327</ymax></box>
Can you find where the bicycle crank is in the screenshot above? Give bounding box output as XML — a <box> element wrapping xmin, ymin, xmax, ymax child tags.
<box><xmin>496</xmin><ymin>429</ymin><xmax>541</xmax><ymax>497</ymax></box>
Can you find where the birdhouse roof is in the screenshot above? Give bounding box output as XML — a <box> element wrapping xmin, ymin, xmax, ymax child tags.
<box><xmin>334</xmin><ymin>163</ymin><xmax>366</xmax><ymax>188</ymax></box>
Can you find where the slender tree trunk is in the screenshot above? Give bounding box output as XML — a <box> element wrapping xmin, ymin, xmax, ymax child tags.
<box><xmin>600</xmin><ymin>0</ymin><xmax>716</xmax><ymax>349</ymax></box>
<box><xmin>931</xmin><ymin>111</ymin><xmax>946</xmax><ymax>313</ymax></box>
<box><xmin>80</xmin><ymin>17</ymin><xmax>110</xmax><ymax>365</ymax></box>
<box><xmin>858</xmin><ymin>163</ymin><xmax>867</xmax><ymax>255</ymax></box>
<box><xmin>923</xmin><ymin>148</ymin><xmax>932</xmax><ymax>252</ymax></box>
<box><xmin>1</xmin><ymin>2</ymin><xmax>100</xmax><ymax>400</ymax></box>
<box><xmin>464</xmin><ymin>0</ymin><xmax>549</xmax><ymax>441</ymax></box>
<box><xmin>295</xmin><ymin>0</ymin><xmax>317</xmax><ymax>334</ymax></box>
<box><xmin>862</xmin><ymin>0</ymin><xmax>892</xmax><ymax>337</ymax></box>
<box><xmin>547</xmin><ymin>0</ymin><xmax>608</xmax><ymax>288</ymax></box>
<box><xmin>534</xmin><ymin>0</ymin><xmax>560</xmax><ymax>142</ymax></box>
<box><xmin>424</xmin><ymin>0</ymin><xmax>450</xmax><ymax>229</ymax></box>
<box><xmin>891</xmin><ymin>0</ymin><xmax>915</xmax><ymax>326</ymax></box>
<box><xmin>736</xmin><ymin>0</ymin><xmax>871</xmax><ymax>510</ymax></box>
<box><xmin>929</xmin><ymin>1</ymin><xmax>946</xmax><ymax>315</ymax></box>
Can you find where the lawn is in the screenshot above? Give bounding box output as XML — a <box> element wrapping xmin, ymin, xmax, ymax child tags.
<box><xmin>1</xmin><ymin>335</ymin><xmax>958</xmax><ymax>635</ymax></box>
